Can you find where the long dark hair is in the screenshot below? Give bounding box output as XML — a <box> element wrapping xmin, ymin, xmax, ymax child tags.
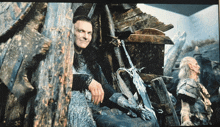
<box><xmin>73</xmin><ymin>44</ymin><xmax>97</xmax><ymax>71</ymax></box>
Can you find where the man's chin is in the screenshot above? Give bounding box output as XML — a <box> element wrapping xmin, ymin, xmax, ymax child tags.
<box><xmin>82</xmin><ymin>46</ymin><xmax>89</xmax><ymax>49</ymax></box>
<box><xmin>80</xmin><ymin>44</ymin><xmax>89</xmax><ymax>49</ymax></box>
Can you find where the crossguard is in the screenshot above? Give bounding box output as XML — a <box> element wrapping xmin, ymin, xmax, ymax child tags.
<box><xmin>117</xmin><ymin>68</ymin><xmax>133</xmax><ymax>77</ymax></box>
<box><xmin>117</xmin><ymin>67</ymin><xmax>145</xmax><ymax>77</ymax></box>
<box><xmin>109</xmin><ymin>36</ymin><xmax>121</xmax><ymax>47</ymax></box>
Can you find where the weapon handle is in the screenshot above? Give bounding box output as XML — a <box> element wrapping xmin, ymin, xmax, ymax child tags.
<box><xmin>114</xmin><ymin>47</ymin><xmax>125</xmax><ymax>68</ymax></box>
<box><xmin>105</xmin><ymin>4</ymin><xmax>125</xmax><ymax>68</ymax></box>
<box><xmin>121</xmin><ymin>40</ymin><xmax>134</xmax><ymax>68</ymax></box>
<box><xmin>88</xmin><ymin>3</ymin><xmax>97</xmax><ymax>18</ymax></box>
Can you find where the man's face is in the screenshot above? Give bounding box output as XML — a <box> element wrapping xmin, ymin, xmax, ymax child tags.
<box><xmin>74</xmin><ymin>20</ymin><xmax>93</xmax><ymax>49</ymax></box>
<box><xmin>189</xmin><ymin>58</ymin><xmax>200</xmax><ymax>75</ymax></box>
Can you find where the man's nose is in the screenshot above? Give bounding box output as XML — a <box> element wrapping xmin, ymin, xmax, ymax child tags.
<box><xmin>83</xmin><ymin>33</ymin><xmax>89</xmax><ymax>40</ymax></box>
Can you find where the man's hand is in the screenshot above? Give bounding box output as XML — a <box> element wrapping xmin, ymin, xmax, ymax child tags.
<box><xmin>181</xmin><ymin>120</ymin><xmax>194</xmax><ymax>126</ymax></box>
<box><xmin>88</xmin><ymin>79</ymin><xmax>104</xmax><ymax>105</ymax></box>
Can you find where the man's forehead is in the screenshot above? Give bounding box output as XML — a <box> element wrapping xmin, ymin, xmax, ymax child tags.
<box><xmin>74</xmin><ymin>20</ymin><xmax>92</xmax><ymax>28</ymax></box>
<box><xmin>190</xmin><ymin>58</ymin><xmax>197</xmax><ymax>64</ymax></box>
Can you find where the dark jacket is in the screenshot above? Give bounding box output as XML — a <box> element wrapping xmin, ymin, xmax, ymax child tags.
<box><xmin>72</xmin><ymin>52</ymin><xmax>116</xmax><ymax>104</ymax></box>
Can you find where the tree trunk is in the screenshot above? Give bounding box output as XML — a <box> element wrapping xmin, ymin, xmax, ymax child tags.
<box><xmin>26</xmin><ymin>3</ymin><xmax>74</xmax><ymax>127</ymax></box>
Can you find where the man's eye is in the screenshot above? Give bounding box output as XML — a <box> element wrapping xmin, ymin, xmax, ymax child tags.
<box><xmin>88</xmin><ymin>32</ymin><xmax>92</xmax><ymax>35</ymax></box>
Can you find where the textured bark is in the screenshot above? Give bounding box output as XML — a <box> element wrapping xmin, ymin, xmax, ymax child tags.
<box><xmin>0</xmin><ymin>2</ymin><xmax>50</xmax><ymax>127</ymax></box>
<box><xmin>113</xmin><ymin>8</ymin><xmax>173</xmax><ymax>33</ymax></box>
<box><xmin>113</xmin><ymin>8</ymin><xmax>142</xmax><ymax>23</ymax></box>
<box><xmin>124</xmin><ymin>43</ymin><xmax>164</xmax><ymax>75</ymax></box>
<box><xmin>0</xmin><ymin>2</ymin><xmax>34</xmax><ymax>38</ymax></box>
<box><xmin>151</xmin><ymin>77</ymin><xmax>180</xmax><ymax>126</ymax></box>
<box><xmin>125</xmin><ymin>34</ymin><xmax>173</xmax><ymax>44</ymax></box>
<box><xmin>114</xmin><ymin>13</ymin><xmax>149</xmax><ymax>32</ymax></box>
<box><xmin>134</xmin><ymin>28</ymin><xmax>165</xmax><ymax>35</ymax></box>
<box><xmin>30</xmin><ymin>3</ymin><xmax>74</xmax><ymax>127</ymax></box>
<box><xmin>0</xmin><ymin>27</ymin><xmax>51</xmax><ymax>99</ymax></box>
<box><xmin>130</xmin><ymin>18</ymin><xmax>174</xmax><ymax>33</ymax></box>
<box><xmin>139</xmin><ymin>73</ymin><xmax>161</xmax><ymax>83</ymax></box>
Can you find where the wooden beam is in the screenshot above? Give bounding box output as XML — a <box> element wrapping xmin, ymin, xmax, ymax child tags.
<box><xmin>0</xmin><ymin>27</ymin><xmax>51</xmax><ymax>98</ymax></box>
<box><xmin>134</xmin><ymin>28</ymin><xmax>165</xmax><ymax>35</ymax></box>
<box><xmin>113</xmin><ymin>8</ymin><xmax>142</xmax><ymax>22</ymax></box>
<box><xmin>113</xmin><ymin>7</ymin><xmax>174</xmax><ymax>33</ymax></box>
<box><xmin>151</xmin><ymin>77</ymin><xmax>180</xmax><ymax>126</ymax></box>
<box><xmin>125</xmin><ymin>34</ymin><xmax>174</xmax><ymax>44</ymax></box>
<box><xmin>114</xmin><ymin>13</ymin><xmax>147</xmax><ymax>31</ymax></box>
<box><xmin>139</xmin><ymin>73</ymin><xmax>161</xmax><ymax>83</ymax></box>
<box><xmin>130</xmin><ymin>17</ymin><xmax>174</xmax><ymax>32</ymax></box>
<box><xmin>31</xmin><ymin>3</ymin><xmax>74</xmax><ymax>127</ymax></box>
<box><xmin>0</xmin><ymin>2</ymin><xmax>34</xmax><ymax>38</ymax></box>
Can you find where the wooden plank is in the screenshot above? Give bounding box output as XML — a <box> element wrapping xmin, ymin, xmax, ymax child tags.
<box><xmin>134</xmin><ymin>28</ymin><xmax>165</xmax><ymax>35</ymax></box>
<box><xmin>0</xmin><ymin>26</ymin><xmax>51</xmax><ymax>99</ymax></box>
<box><xmin>121</xmin><ymin>3</ymin><xmax>137</xmax><ymax>10</ymax></box>
<box><xmin>113</xmin><ymin>8</ymin><xmax>142</xmax><ymax>22</ymax></box>
<box><xmin>31</xmin><ymin>3</ymin><xmax>74</xmax><ymax>127</ymax></box>
<box><xmin>113</xmin><ymin>9</ymin><xmax>174</xmax><ymax>33</ymax></box>
<box><xmin>151</xmin><ymin>77</ymin><xmax>180</xmax><ymax>126</ymax></box>
<box><xmin>139</xmin><ymin>73</ymin><xmax>161</xmax><ymax>83</ymax></box>
<box><xmin>154</xmin><ymin>24</ymin><xmax>174</xmax><ymax>32</ymax></box>
<box><xmin>129</xmin><ymin>16</ymin><xmax>174</xmax><ymax>32</ymax></box>
<box><xmin>0</xmin><ymin>3</ymin><xmax>52</xmax><ymax>127</ymax></box>
<box><xmin>124</xmin><ymin>44</ymin><xmax>165</xmax><ymax>75</ymax></box>
<box><xmin>114</xmin><ymin>13</ymin><xmax>148</xmax><ymax>31</ymax></box>
<box><xmin>125</xmin><ymin>34</ymin><xmax>173</xmax><ymax>44</ymax></box>
<box><xmin>0</xmin><ymin>2</ymin><xmax>34</xmax><ymax>38</ymax></box>
<box><xmin>0</xmin><ymin>26</ymin><xmax>51</xmax><ymax>127</ymax></box>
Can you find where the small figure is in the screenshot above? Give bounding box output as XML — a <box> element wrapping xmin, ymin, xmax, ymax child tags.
<box><xmin>177</xmin><ymin>56</ymin><xmax>213</xmax><ymax>126</ymax></box>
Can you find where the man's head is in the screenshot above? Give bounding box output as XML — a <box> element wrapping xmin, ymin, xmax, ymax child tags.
<box><xmin>73</xmin><ymin>16</ymin><xmax>93</xmax><ymax>49</ymax></box>
<box><xmin>178</xmin><ymin>56</ymin><xmax>200</xmax><ymax>80</ymax></box>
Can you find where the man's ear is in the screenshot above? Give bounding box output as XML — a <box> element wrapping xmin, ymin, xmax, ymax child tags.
<box><xmin>188</xmin><ymin>63</ymin><xmax>193</xmax><ymax>70</ymax></box>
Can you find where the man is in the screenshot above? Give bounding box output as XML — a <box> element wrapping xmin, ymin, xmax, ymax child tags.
<box><xmin>68</xmin><ymin>12</ymin><xmax>159</xmax><ymax>126</ymax></box>
<box><xmin>176</xmin><ymin>56</ymin><xmax>213</xmax><ymax>126</ymax></box>
<box><xmin>72</xmin><ymin>16</ymin><xmax>105</xmax><ymax>105</ymax></box>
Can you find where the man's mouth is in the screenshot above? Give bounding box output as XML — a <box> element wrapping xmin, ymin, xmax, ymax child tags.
<box><xmin>80</xmin><ymin>40</ymin><xmax>89</xmax><ymax>43</ymax></box>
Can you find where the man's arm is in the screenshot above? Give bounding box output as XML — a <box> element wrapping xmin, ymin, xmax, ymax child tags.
<box><xmin>177</xmin><ymin>79</ymin><xmax>198</xmax><ymax>126</ymax></box>
<box><xmin>72</xmin><ymin>74</ymin><xmax>93</xmax><ymax>90</ymax></box>
<box><xmin>73</xmin><ymin>73</ymin><xmax>105</xmax><ymax>105</ymax></box>
<box><xmin>180</xmin><ymin>100</ymin><xmax>194</xmax><ymax>126</ymax></box>
<box><xmin>90</xmin><ymin>62</ymin><xmax>117</xmax><ymax>105</ymax></box>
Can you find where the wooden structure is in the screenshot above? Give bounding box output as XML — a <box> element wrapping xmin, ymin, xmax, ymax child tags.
<box><xmin>0</xmin><ymin>2</ymin><xmax>181</xmax><ymax>127</ymax></box>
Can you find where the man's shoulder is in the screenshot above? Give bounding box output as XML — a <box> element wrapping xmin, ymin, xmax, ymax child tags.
<box><xmin>178</xmin><ymin>78</ymin><xmax>197</xmax><ymax>87</ymax></box>
<box><xmin>177</xmin><ymin>78</ymin><xmax>199</xmax><ymax>99</ymax></box>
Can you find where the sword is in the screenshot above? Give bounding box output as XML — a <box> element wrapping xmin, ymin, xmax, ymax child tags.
<box><xmin>120</xmin><ymin>40</ymin><xmax>156</xmax><ymax>117</ymax></box>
